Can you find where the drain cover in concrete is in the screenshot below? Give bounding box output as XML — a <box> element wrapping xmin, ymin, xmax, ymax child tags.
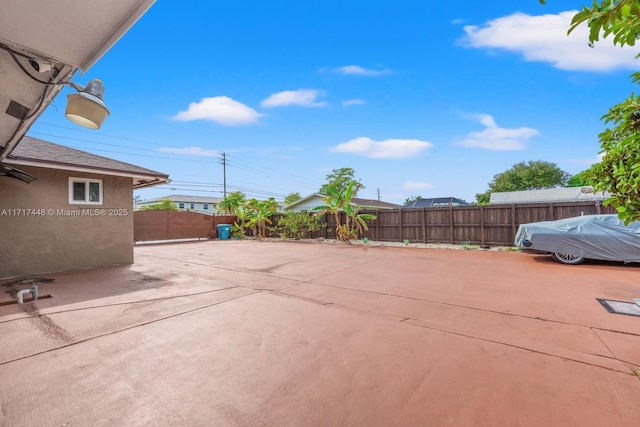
<box><xmin>596</xmin><ymin>298</ymin><xmax>640</xmax><ymax>317</ymax></box>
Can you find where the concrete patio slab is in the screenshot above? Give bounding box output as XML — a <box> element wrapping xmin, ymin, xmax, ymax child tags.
<box><xmin>1</xmin><ymin>240</ymin><xmax>639</xmax><ymax>426</ymax></box>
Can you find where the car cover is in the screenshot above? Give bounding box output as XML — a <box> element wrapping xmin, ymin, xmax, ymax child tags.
<box><xmin>514</xmin><ymin>214</ymin><xmax>640</xmax><ymax>263</ymax></box>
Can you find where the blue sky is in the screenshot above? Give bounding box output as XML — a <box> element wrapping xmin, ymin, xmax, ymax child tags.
<box><xmin>28</xmin><ymin>1</ymin><xmax>640</xmax><ymax>204</ymax></box>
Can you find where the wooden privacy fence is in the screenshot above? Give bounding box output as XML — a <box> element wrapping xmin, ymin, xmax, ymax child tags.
<box><xmin>269</xmin><ymin>201</ymin><xmax>616</xmax><ymax>246</ymax></box>
<box><xmin>134</xmin><ymin>201</ymin><xmax>616</xmax><ymax>245</ymax></box>
<box><xmin>134</xmin><ymin>211</ymin><xmax>236</xmax><ymax>242</ymax></box>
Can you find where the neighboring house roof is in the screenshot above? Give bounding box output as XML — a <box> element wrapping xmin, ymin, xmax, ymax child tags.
<box><xmin>285</xmin><ymin>193</ymin><xmax>400</xmax><ymax>211</ymax></box>
<box><xmin>140</xmin><ymin>195</ymin><xmax>223</xmax><ymax>204</ymax></box>
<box><xmin>403</xmin><ymin>197</ymin><xmax>470</xmax><ymax>208</ymax></box>
<box><xmin>352</xmin><ymin>198</ymin><xmax>401</xmax><ymax>209</ymax></box>
<box><xmin>490</xmin><ymin>187</ymin><xmax>609</xmax><ymax>205</ymax></box>
<box><xmin>284</xmin><ymin>192</ymin><xmax>323</xmax><ymax>210</ymax></box>
<box><xmin>4</xmin><ymin>136</ymin><xmax>169</xmax><ymax>189</ymax></box>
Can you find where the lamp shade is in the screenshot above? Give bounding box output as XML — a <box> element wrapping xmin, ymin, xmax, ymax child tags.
<box><xmin>64</xmin><ymin>79</ymin><xmax>110</xmax><ymax>129</ymax></box>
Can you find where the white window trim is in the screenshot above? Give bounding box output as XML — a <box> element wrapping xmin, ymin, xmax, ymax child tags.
<box><xmin>68</xmin><ymin>177</ymin><xmax>103</xmax><ymax>205</ymax></box>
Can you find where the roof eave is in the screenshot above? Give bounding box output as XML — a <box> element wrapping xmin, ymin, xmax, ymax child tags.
<box><xmin>79</xmin><ymin>0</ymin><xmax>156</xmax><ymax>72</ymax></box>
<box><xmin>4</xmin><ymin>158</ymin><xmax>169</xmax><ymax>184</ymax></box>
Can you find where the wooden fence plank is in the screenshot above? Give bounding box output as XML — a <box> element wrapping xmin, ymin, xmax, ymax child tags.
<box><xmin>448</xmin><ymin>206</ymin><xmax>453</xmax><ymax>244</ymax></box>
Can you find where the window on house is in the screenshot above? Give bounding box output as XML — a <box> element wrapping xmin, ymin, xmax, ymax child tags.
<box><xmin>69</xmin><ymin>178</ymin><xmax>103</xmax><ymax>205</ymax></box>
<box><xmin>190</xmin><ymin>203</ymin><xmax>195</xmax><ymax>209</ymax></box>
<box><xmin>179</xmin><ymin>203</ymin><xmax>185</xmax><ymax>209</ymax></box>
<box><xmin>204</xmin><ymin>204</ymin><xmax>209</xmax><ymax>210</ymax></box>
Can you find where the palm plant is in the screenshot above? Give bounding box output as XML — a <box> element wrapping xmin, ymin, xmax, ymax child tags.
<box><xmin>232</xmin><ymin>203</ymin><xmax>251</xmax><ymax>239</ymax></box>
<box><xmin>218</xmin><ymin>191</ymin><xmax>246</xmax><ymax>214</ymax></box>
<box><xmin>219</xmin><ymin>192</ymin><xmax>248</xmax><ymax>238</ymax></box>
<box><xmin>313</xmin><ymin>180</ymin><xmax>376</xmax><ymax>241</ymax></box>
<box><xmin>245</xmin><ymin>198</ymin><xmax>278</xmax><ymax>239</ymax></box>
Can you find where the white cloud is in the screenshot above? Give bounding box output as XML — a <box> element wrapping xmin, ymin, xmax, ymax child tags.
<box><xmin>461</xmin><ymin>11</ymin><xmax>638</xmax><ymax>72</ymax></box>
<box><xmin>403</xmin><ymin>181</ymin><xmax>434</xmax><ymax>190</ymax></box>
<box><xmin>455</xmin><ymin>113</ymin><xmax>539</xmax><ymax>150</ymax></box>
<box><xmin>342</xmin><ymin>99</ymin><xmax>365</xmax><ymax>106</ymax></box>
<box><xmin>172</xmin><ymin>96</ymin><xmax>262</xmax><ymax>125</ymax></box>
<box><xmin>567</xmin><ymin>153</ymin><xmax>603</xmax><ymax>166</ymax></box>
<box><xmin>333</xmin><ymin>65</ymin><xmax>393</xmax><ymax>76</ymax></box>
<box><xmin>157</xmin><ymin>147</ymin><xmax>219</xmax><ymax>157</ymax></box>
<box><xmin>330</xmin><ymin>137</ymin><xmax>433</xmax><ymax>159</ymax></box>
<box><xmin>261</xmin><ymin>89</ymin><xmax>327</xmax><ymax>108</ymax></box>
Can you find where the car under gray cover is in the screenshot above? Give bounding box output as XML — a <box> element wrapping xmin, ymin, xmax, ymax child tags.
<box><xmin>514</xmin><ymin>214</ymin><xmax>640</xmax><ymax>265</ymax></box>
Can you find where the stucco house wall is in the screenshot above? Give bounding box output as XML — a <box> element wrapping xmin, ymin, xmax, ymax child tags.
<box><xmin>0</xmin><ymin>166</ymin><xmax>134</xmax><ymax>278</ymax></box>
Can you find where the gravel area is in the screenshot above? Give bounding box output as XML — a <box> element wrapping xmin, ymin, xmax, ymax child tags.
<box><xmin>263</xmin><ymin>237</ymin><xmax>518</xmax><ymax>252</ymax></box>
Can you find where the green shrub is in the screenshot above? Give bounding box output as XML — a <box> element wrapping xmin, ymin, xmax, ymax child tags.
<box><xmin>271</xmin><ymin>211</ymin><xmax>324</xmax><ymax>240</ymax></box>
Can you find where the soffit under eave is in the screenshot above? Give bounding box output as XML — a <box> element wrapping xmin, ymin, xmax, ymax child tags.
<box><xmin>0</xmin><ymin>0</ymin><xmax>156</xmax><ymax>159</ymax></box>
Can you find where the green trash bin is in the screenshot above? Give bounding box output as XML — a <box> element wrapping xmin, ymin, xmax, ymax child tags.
<box><xmin>217</xmin><ymin>224</ymin><xmax>231</xmax><ymax>240</ymax></box>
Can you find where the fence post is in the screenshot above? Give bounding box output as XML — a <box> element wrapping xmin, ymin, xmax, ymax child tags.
<box><xmin>422</xmin><ymin>208</ymin><xmax>427</xmax><ymax>243</ymax></box>
<box><xmin>324</xmin><ymin>213</ymin><xmax>328</xmax><ymax>238</ymax></box>
<box><xmin>595</xmin><ymin>201</ymin><xmax>601</xmax><ymax>214</ymax></box>
<box><xmin>511</xmin><ymin>205</ymin><xmax>516</xmax><ymax>241</ymax></box>
<box><xmin>480</xmin><ymin>205</ymin><xmax>485</xmax><ymax>246</ymax></box>
<box><xmin>399</xmin><ymin>208</ymin><xmax>403</xmax><ymax>241</ymax></box>
<box><xmin>449</xmin><ymin>205</ymin><xmax>454</xmax><ymax>244</ymax></box>
<box><xmin>548</xmin><ymin>203</ymin><xmax>554</xmax><ymax>221</ymax></box>
<box><xmin>375</xmin><ymin>210</ymin><xmax>380</xmax><ymax>241</ymax></box>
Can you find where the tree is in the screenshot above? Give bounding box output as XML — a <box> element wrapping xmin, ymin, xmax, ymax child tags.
<box><xmin>539</xmin><ymin>1</ymin><xmax>640</xmax><ymax>222</ymax></box>
<box><xmin>404</xmin><ymin>195</ymin><xmax>423</xmax><ymax>205</ymax></box>
<box><xmin>319</xmin><ymin>167</ymin><xmax>364</xmax><ymax>195</ymax></box>
<box><xmin>475</xmin><ymin>161</ymin><xmax>570</xmax><ymax>204</ymax></box>
<box><xmin>138</xmin><ymin>199</ymin><xmax>178</xmax><ymax>211</ymax></box>
<box><xmin>567</xmin><ymin>168</ymin><xmax>593</xmax><ymax>187</ymax></box>
<box><xmin>313</xmin><ymin>180</ymin><xmax>376</xmax><ymax>241</ymax></box>
<box><xmin>284</xmin><ymin>192</ymin><xmax>302</xmax><ymax>206</ymax></box>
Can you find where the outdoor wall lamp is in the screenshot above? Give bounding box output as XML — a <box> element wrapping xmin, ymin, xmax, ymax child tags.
<box><xmin>64</xmin><ymin>79</ymin><xmax>110</xmax><ymax>129</ymax></box>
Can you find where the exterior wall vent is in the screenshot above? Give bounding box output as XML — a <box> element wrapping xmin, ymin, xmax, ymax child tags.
<box><xmin>6</xmin><ymin>100</ymin><xmax>30</xmax><ymax>120</ymax></box>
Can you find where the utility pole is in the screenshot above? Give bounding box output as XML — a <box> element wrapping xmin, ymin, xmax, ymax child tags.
<box><xmin>377</xmin><ymin>188</ymin><xmax>380</xmax><ymax>201</ymax></box>
<box><xmin>219</xmin><ymin>152</ymin><xmax>227</xmax><ymax>198</ymax></box>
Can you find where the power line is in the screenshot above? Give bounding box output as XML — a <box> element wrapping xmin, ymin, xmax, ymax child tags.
<box><xmin>226</xmin><ymin>153</ymin><xmax>320</xmax><ymax>188</ymax></box>
<box><xmin>34</xmin><ymin>121</ymin><xmax>160</xmax><ymax>145</ymax></box>
<box><xmin>147</xmin><ymin>185</ymin><xmax>286</xmax><ymax>200</ymax></box>
<box><xmin>31</xmin><ymin>123</ymin><xmax>321</xmax><ymax>197</ymax></box>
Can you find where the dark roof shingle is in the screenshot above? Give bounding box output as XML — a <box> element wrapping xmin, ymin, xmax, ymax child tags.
<box><xmin>8</xmin><ymin>136</ymin><xmax>168</xmax><ymax>179</ymax></box>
